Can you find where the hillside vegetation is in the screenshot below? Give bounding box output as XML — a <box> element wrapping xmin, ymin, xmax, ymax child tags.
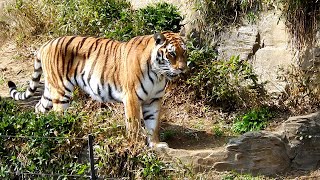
<box><xmin>0</xmin><ymin>0</ymin><xmax>320</xmax><ymax>179</ymax></box>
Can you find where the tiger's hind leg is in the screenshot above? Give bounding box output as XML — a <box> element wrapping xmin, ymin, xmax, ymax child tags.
<box><xmin>49</xmin><ymin>84</ymin><xmax>73</xmax><ymax>112</ymax></box>
<box><xmin>35</xmin><ymin>84</ymin><xmax>53</xmax><ymax>113</ymax></box>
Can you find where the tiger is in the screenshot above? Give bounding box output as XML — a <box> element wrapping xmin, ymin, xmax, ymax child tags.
<box><xmin>7</xmin><ymin>31</ymin><xmax>187</xmax><ymax>148</ymax></box>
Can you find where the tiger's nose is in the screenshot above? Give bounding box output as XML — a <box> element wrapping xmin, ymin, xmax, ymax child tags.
<box><xmin>177</xmin><ymin>61</ymin><xmax>187</xmax><ymax>73</ymax></box>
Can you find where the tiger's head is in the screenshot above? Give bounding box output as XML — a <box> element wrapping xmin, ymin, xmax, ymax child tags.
<box><xmin>151</xmin><ymin>31</ymin><xmax>187</xmax><ymax>80</ymax></box>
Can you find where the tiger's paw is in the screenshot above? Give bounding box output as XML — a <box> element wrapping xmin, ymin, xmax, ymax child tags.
<box><xmin>149</xmin><ymin>142</ymin><xmax>169</xmax><ymax>150</ymax></box>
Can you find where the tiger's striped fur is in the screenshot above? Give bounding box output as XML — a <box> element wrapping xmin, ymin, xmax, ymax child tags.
<box><xmin>8</xmin><ymin>31</ymin><xmax>187</xmax><ymax>148</ymax></box>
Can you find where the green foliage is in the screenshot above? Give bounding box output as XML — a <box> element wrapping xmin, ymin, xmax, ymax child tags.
<box><xmin>50</xmin><ymin>0</ymin><xmax>131</xmax><ymax>36</ymax></box>
<box><xmin>187</xmin><ymin>43</ymin><xmax>264</xmax><ymax>110</ymax></box>
<box><xmin>232</xmin><ymin>107</ymin><xmax>273</xmax><ymax>134</ymax></box>
<box><xmin>138</xmin><ymin>153</ymin><xmax>167</xmax><ymax>179</ymax></box>
<box><xmin>212</xmin><ymin>125</ymin><xmax>224</xmax><ymax>137</ymax></box>
<box><xmin>5</xmin><ymin>0</ymin><xmax>182</xmax><ymax>42</ymax></box>
<box><xmin>134</xmin><ymin>3</ymin><xmax>183</xmax><ymax>34</ymax></box>
<box><xmin>0</xmin><ymin>99</ymin><xmax>88</xmax><ymax>178</ymax></box>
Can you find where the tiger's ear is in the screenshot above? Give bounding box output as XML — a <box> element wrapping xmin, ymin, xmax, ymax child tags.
<box><xmin>153</xmin><ymin>33</ymin><xmax>166</xmax><ymax>45</ymax></box>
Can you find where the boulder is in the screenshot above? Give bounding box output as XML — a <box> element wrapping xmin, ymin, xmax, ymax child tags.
<box><xmin>279</xmin><ymin>112</ymin><xmax>320</xmax><ymax>170</ymax></box>
<box><xmin>160</xmin><ymin>111</ymin><xmax>320</xmax><ymax>175</ymax></box>
<box><xmin>214</xmin><ymin>131</ymin><xmax>290</xmax><ymax>175</ymax></box>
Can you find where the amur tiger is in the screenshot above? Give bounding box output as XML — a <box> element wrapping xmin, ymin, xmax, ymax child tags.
<box><xmin>7</xmin><ymin>31</ymin><xmax>187</xmax><ymax>148</ymax></box>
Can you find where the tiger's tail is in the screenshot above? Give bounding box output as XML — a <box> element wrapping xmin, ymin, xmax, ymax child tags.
<box><xmin>8</xmin><ymin>56</ymin><xmax>42</xmax><ymax>100</ymax></box>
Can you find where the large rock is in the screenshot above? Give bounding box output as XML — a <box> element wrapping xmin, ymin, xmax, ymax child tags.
<box><xmin>160</xmin><ymin>111</ymin><xmax>320</xmax><ymax>175</ymax></box>
<box><xmin>279</xmin><ymin>112</ymin><xmax>320</xmax><ymax>170</ymax></box>
<box><xmin>214</xmin><ymin>131</ymin><xmax>290</xmax><ymax>175</ymax></box>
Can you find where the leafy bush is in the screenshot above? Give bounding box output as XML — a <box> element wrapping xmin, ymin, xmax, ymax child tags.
<box><xmin>134</xmin><ymin>2</ymin><xmax>183</xmax><ymax>34</ymax></box>
<box><xmin>51</xmin><ymin>0</ymin><xmax>131</xmax><ymax>36</ymax></box>
<box><xmin>5</xmin><ymin>0</ymin><xmax>183</xmax><ymax>42</ymax></box>
<box><xmin>0</xmin><ymin>99</ymin><xmax>88</xmax><ymax>178</ymax></box>
<box><xmin>232</xmin><ymin>107</ymin><xmax>273</xmax><ymax>134</ymax></box>
<box><xmin>186</xmin><ymin>43</ymin><xmax>265</xmax><ymax>110</ymax></box>
<box><xmin>0</xmin><ymin>99</ymin><xmax>190</xmax><ymax>179</ymax></box>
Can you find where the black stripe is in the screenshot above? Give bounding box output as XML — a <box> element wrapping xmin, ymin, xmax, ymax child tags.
<box><xmin>108</xmin><ymin>84</ymin><xmax>115</xmax><ymax>100</ymax></box>
<box><xmin>32</xmin><ymin>75</ymin><xmax>41</xmax><ymax>82</ymax></box>
<box><xmin>34</xmin><ymin>67</ymin><xmax>42</xmax><ymax>72</ymax></box>
<box><xmin>93</xmin><ymin>38</ymin><xmax>102</xmax><ymax>51</ymax></box>
<box><xmin>64</xmin><ymin>36</ymin><xmax>77</xmax><ymax>55</ymax></box>
<box><xmin>87</xmin><ymin>41</ymin><xmax>96</xmax><ymax>58</ymax></box>
<box><xmin>64</xmin><ymin>87</ymin><xmax>71</xmax><ymax>93</ymax></box>
<box><xmin>100</xmin><ymin>41</ymin><xmax>114</xmax><ymax>86</ymax></box>
<box><xmin>81</xmin><ymin>73</ymin><xmax>86</xmax><ymax>87</ymax></box>
<box><xmin>148</xmin><ymin>98</ymin><xmax>160</xmax><ymax>105</ymax></box>
<box><xmin>144</xmin><ymin>114</ymin><xmax>154</xmax><ymax>120</ymax></box>
<box><xmin>66</xmin><ymin>45</ymin><xmax>76</xmax><ymax>86</ymax></box>
<box><xmin>63</xmin><ymin>94</ymin><xmax>71</xmax><ymax>99</ymax></box>
<box><xmin>147</xmin><ymin>61</ymin><xmax>154</xmax><ymax>84</ymax></box>
<box><xmin>22</xmin><ymin>93</ymin><xmax>27</xmax><ymax>99</ymax></box>
<box><xmin>126</xmin><ymin>36</ymin><xmax>141</xmax><ymax>57</ymax></box>
<box><xmin>28</xmin><ymin>87</ymin><xmax>36</xmax><ymax>93</ymax></box>
<box><xmin>156</xmin><ymin>86</ymin><xmax>166</xmax><ymax>95</ymax></box>
<box><xmin>53</xmin><ymin>99</ymin><xmax>70</xmax><ymax>104</ymax></box>
<box><xmin>143</xmin><ymin>110</ymin><xmax>149</xmax><ymax>116</ymax></box>
<box><xmin>126</xmin><ymin>36</ymin><xmax>145</xmax><ymax>60</ymax></box>
<box><xmin>52</xmin><ymin>37</ymin><xmax>64</xmax><ymax>87</ymax></box>
<box><xmin>43</xmin><ymin>96</ymin><xmax>52</xmax><ymax>102</ymax></box>
<box><xmin>97</xmin><ymin>84</ymin><xmax>101</xmax><ymax>96</ymax></box>
<box><xmin>79</xmin><ymin>37</ymin><xmax>88</xmax><ymax>49</ymax></box>
<box><xmin>87</xmin><ymin>43</ymin><xmax>103</xmax><ymax>83</ymax></box>
<box><xmin>135</xmin><ymin>90</ymin><xmax>143</xmax><ymax>101</ymax></box>
<box><xmin>41</xmin><ymin>103</ymin><xmax>50</xmax><ymax>111</ymax></box>
<box><xmin>73</xmin><ymin>61</ymin><xmax>79</xmax><ymax>86</ymax></box>
<box><xmin>137</xmin><ymin>76</ymin><xmax>148</xmax><ymax>95</ymax></box>
<box><xmin>12</xmin><ymin>91</ymin><xmax>17</xmax><ymax>98</ymax></box>
<box><xmin>59</xmin><ymin>37</ymin><xmax>69</xmax><ymax>92</ymax></box>
<box><xmin>64</xmin><ymin>37</ymin><xmax>76</xmax><ymax>86</ymax></box>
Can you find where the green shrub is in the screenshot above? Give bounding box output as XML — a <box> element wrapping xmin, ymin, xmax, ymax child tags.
<box><xmin>51</xmin><ymin>0</ymin><xmax>131</xmax><ymax>36</ymax></box>
<box><xmin>134</xmin><ymin>2</ymin><xmax>183</xmax><ymax>34</ymax></box>
<box><xmin>0</xmin><ymin>99</ymin><xmax>88</xmax><ymax>178</ymax></box>
<box><xmin>232</xmin><ymin>107</ymin><xmax>273</xmax><ymax>134</ymax></box>
<box><xmin>5</xmin><ymin>1</ymin><xmax>183</xmax><ymax>42</ymax></box>
<box><xmin>186</xmin><ymin>43</ymin><xmax>264</xmax><ymax>110</ymax></box>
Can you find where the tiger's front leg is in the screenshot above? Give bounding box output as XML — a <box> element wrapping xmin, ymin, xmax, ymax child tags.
<box><xmin>123</xmin><ymin>93</ymin><xmax>142</xmax><ymax>142</ymax></box>
<box><xmin>142</xmin><ymin>98</ymin><xmax>168</xmax><ymax>149</ymax></box>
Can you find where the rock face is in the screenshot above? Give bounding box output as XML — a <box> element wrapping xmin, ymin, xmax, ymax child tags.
<box><xmin>217</xmin><ymin>10</ymin><xmax>295</xmax><ymax>94</ymax></box>
<box><xmin>161</xmin><ymin>112</ymin><xmax>320</xmax><ymax>175</ymax></box>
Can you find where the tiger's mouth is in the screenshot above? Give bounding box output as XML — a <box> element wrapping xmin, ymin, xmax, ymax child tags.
<box><xmin>165</xmin><ymin>72</ymin><xmax>179</xmax><ymax>80</ymax></box>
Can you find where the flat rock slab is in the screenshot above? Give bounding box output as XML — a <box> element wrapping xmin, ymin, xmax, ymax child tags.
<box><xmin>159</xmin><ymin>111</ymin><xmax>320</xmax><ymax>175</ymax></box>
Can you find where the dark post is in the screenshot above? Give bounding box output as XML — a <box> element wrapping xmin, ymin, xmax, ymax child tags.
<box><xmin>88</xmin><ymin>134</ymin><xmax>96</xmax><ymax>180</ymax></box>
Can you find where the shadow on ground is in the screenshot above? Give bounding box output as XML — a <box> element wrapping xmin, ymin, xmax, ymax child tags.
<box><xmin>160</xmin><ymin>123</ymin><xmax>234</xmax><ymax>150</ymax></box>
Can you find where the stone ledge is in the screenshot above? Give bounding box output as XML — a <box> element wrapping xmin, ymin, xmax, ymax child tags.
<box><xmin>159</xmin><ymin>111</ymin><xmax>320</xmax><ymax>175</ymax></box>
